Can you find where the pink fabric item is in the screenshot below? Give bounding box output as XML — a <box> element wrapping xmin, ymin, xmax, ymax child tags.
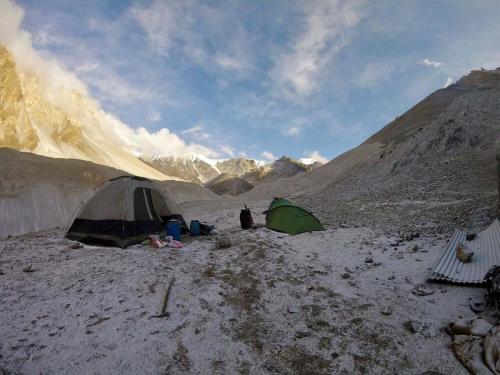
<box><xmin>167</xmin><ymin>240</ymin><xmax>184</xmax><ymax>248</ymax></box>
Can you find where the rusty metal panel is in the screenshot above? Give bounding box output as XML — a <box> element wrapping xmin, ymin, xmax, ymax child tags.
<box><xmin>429</xmin><ymin>219</ymin><xmax>500</xmax><ymax>284</ymax></box>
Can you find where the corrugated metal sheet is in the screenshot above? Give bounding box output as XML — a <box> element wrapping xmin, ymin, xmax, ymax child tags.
<box><xmin>430</xmin><ymin>219</ymin><xmax>500</xmax><ymax>284</ymax></box>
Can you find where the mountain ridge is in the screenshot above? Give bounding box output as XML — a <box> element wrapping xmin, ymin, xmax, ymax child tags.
<box><xmin>0</xmin><ymin>45</ymin><xmax>171</xmax><ymax>180</ymax></box>
<box><xmin>237</xmin><ymin>67</ymin><xmax>500</xmax><ymax>233</ymax></box>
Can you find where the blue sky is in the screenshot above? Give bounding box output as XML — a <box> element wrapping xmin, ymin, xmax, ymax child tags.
<box><xmin>11</xmin><ymin>0</ymin><xmax>500</xmax><ymax>161</ymax></box>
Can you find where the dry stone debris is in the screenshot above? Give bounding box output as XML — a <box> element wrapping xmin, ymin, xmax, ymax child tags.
<box><xmin>216</xmin><ymin>233</ymin><xmax>232</xmax><ymax>249</ymax></box>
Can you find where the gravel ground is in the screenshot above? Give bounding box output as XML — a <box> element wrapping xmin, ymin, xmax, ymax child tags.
<box><xmin>0</xmin><ymin>201</ymin><xmax>490</xmax><ymax>374</ymax></box>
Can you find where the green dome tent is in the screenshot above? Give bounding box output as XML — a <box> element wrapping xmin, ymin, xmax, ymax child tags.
<box><xmin>264</xmin><ymin>198</ymin><xmax>325</xmax><ymax>235</ymax></box>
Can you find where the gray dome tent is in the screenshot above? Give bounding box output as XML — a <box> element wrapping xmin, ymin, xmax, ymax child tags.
<box><xmin>66</xmin><ymin>175</ymin><xmax>181</xmax><ymax>248</ymax></box>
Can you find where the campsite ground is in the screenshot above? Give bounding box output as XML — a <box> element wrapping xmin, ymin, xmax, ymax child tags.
<box><xmin>0</xmin><ymin>200</ymin><xmax>484</xmax><ymax>374</ymax></box>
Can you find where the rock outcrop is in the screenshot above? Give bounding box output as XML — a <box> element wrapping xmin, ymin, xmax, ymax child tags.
<box><xmin>205</xmin><ymin>173</ymin><xmax>254</xmax><ymax>196</ymax></box>
<box><xmin>0</xmin><ymin>45</ymin><xmax>169</xmax><ymax>180</ymax></box>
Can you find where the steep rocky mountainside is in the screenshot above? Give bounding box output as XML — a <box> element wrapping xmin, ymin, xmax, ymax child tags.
<box><xmin>204</xmin><ymin>156</ymin><xmax>320</xmax><ymax>195</ymax></box>
<box><xmin>0</xmin><ymin>148</ymin><xmax>218</xmax><ymax>238</ymax></box>
<box><xmin>241</xmin><ymin>68</ymin><xmax>500</xmax><ymax>234</ymax></box>
<box><xmin>0</xmin><ymin>46</ymin><xmax>168</xmax><ymax>180</ymax></box>
<box><xmin>141</xmin><ymin>155</ymin><xmax>219</xmax><ymax>184</ymax></box>
<box><xmin>204</xmin><ymin>173</ymin><xmax>254</xmax><ymax>196</ymax></box>
<box><xmin>215</xmin><ymin>158</ymin><xmax>259</xmax><ymax>176</ymax></box>
<box><xmin>242</xmin><ymin>156</ymin><xmax>313</xmax><ymax>185</ymax></box>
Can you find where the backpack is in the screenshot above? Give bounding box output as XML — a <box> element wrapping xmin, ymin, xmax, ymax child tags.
<box><xmin>469</xmin><ymin>265</ymin><xmax>500</xmax><ymax>313</ymax></box>
<box><xmin>240</xmin><ymin>204</ymin><xmax>254</xmax><ymax>230</ymax></box>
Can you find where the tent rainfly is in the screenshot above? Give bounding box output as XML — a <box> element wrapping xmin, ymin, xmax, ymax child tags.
<box><xmin>66</xmin><ymin>175</ymin><xmax>180</xmax><ymax>248</ymax></box>
<box><xmin>264</xmin><ymin>198</ymin><xmax>325</xmax><ymax>235</ymax></box>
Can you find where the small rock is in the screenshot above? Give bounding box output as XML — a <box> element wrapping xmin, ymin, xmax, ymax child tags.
<box><xmin>0</xmin><ymin>269</ymin><xmax>4</xmax><ymax>275</ymax></box>
<box><xmin>199</xmin><ymin>298</ymin><xmax>211</xmax><ymax>311</ymax></box>
<box><xmin>421</xmin><ymin>325</ymin><xmax>438</xmax><ymax>338</ymax></box>
<box><xmin>287</xmin><ymin>305</ymin><xmax>300</xmax><ymax>314</ymax></box>
<box><xmin>339</xmin><ymin>223</ymin><xmax>349</xmax><ymax>228</ymax></box>
<box><xmin>456</xmin><ymin>242</ymin><xmax>474</xmax><ymax>263</ymax></box>
<box><xmin>404</xmin><ymin>320</ymin><xmax>436</xmax><ymax>337</ymax></box>
<box><xmin>216</xmin><ymin>233</ymin><xmax>231</xmax><ymax>249</ymax></box>
<box><xmin>404</xmin><ymin>320</ymin><xmax>423</xmax><ymax>334</ymax></box>
<box><xmin>22</xmin><ymin>264</ymin><xmax>35</xmax><ymax>273</ymax></box>
<box><xmin>365</xmin><ymin>257</ymin><xmax>374</xmax><ymax>264</ymax></box>
<box><xmin>341</xmin><ymin>273</ymin><xmax>351</xmax><ymax>280</ymax></box>
<box><xmin>380</xmin><ymin>306</ymin><xmax>393</xmax><ymax>315</ymax></box>
<box><xmin>412</xmin><ymin>245</ymin><xmax>419</xmax><ymax>252</ymax></box>
<box><xmin>388</xmin><ymin>275</ymin><xmax>395</xmax><ymax>280</ymax></box>
<box><xmin>295</xmin><ymin>330</ymin><xmax>311</xmax><ymax>338</ymax></box>
<box><xmin>470</xmin><ymin>318</ymin><xmax>493</xmax><ymax>337</ymax></box>
<box><xmin>412</xmin><ymin>285</ymin><xmax>434</xmax><ymax>297</ymax></box>
<box><xmin>68</xmin><ymin>242</ymin><xmax>84</xmax><ymax>249</ymax></box>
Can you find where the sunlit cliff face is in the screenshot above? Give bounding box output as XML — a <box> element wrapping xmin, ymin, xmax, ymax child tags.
<box><xmin>0</xmin><ymin>45</ymin><xmax>169</xmax><ymax>180</ymax></box>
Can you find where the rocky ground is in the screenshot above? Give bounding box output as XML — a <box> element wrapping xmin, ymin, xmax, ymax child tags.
<box><xmin>0</xmin><ymin>200</ymin><xmax>491</xmax><ymax>374</ymax></box>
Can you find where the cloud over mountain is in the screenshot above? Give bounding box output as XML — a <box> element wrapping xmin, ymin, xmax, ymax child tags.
<box><xmin>0</xmin><ymin>0</ymin><xmax>218</xmax><ymax>160</ymax></box>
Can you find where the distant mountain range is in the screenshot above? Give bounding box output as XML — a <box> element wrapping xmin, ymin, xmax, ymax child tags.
<box><xmin>141</xmin><ymin>154</ymin><xmax>323</xmax><ymax>195</ymax></box>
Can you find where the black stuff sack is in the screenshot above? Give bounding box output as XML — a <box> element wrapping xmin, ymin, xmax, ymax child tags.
<box><xmin>240</xmin><ymin>205</ymin><xmax>254</xmax><ymax>230</ymax></box>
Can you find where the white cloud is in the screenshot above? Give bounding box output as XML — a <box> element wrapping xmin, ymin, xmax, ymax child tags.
<box><xmin>146</xmin><ymin>111</ymin><xmax>162</xmax><ymax>122</ymax></box>
<box><xmin>304</xmin><ymin>150</ymin><xmax>328</xmax><ymax>164</ymax></box>
<box><xmin>33</xmin><ymin>24</ymin><xmax>68</xmax><ymax>47</ymax></box>
<box><xmin>215</xmin><ymin>55</ymin><xmax>245</xmax><ymax>71</ymax></box>
<box><xmin>129</xmin><ymin>0</ymin><xmax>180</xmax><ymax>56</ymax></box>
<box><xmin>221</xmin><ymin>145</ymin><xmax>235</xmax><ymax>157</ymax></box>
<box><xmin>181</xmin><ymin>124</ymin><xmax>210</xmax><ymax>140</ymax></box>
<box><xmin>182</xmin><ymin>125</ymin><xmax>204</xmax><ymax>135</ymax></box>
<box><xmin>420</xmin><ymin>58</ymin><xmax>443</xmax><ymax>68</ymax></box>
<box><xmin>261</xmin><ymin>151</ymin><xmax>277</xmax><ymax>161</ymax></box>
<box><xmin>77</xmin><ymin>65</ymin><xmax>153</xmax><ymax>105</ymax></box>
<box><xmin>270</xmin><ymin>0</ymin><xmax>364</xmax><ymax>99</ymax></box>
<box><xmin>284</xmin><ymin>126</ymin><xmax>302</xmax><ymax>136</ymax></box>
<box><xmin>0</xmin><ymin>0</ymin><xmax>220</xmax><ymax>160</ymax></box>
<box><xmin>113</xmin><ymin>124</ymin><xmax>217</xmax><ymax>158</ymax></box>
<box><xmin>75</xmin><ymin>62</ymin><xmax>100</xmax><ymax>74</ymax></box>
<box><xmin>444</xmin><ymin>77</ymin><xmax>454</xmax><ymax>87</ymax></box>
<box><xmin>281</xmin><ymin>118</ymin><xmax>311</xmax><ymax>137</ymax></box>
<box><xmin>130</xmin><ymin>1</ymin><xmax>253</xmax><ymax>75</ymax></box>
